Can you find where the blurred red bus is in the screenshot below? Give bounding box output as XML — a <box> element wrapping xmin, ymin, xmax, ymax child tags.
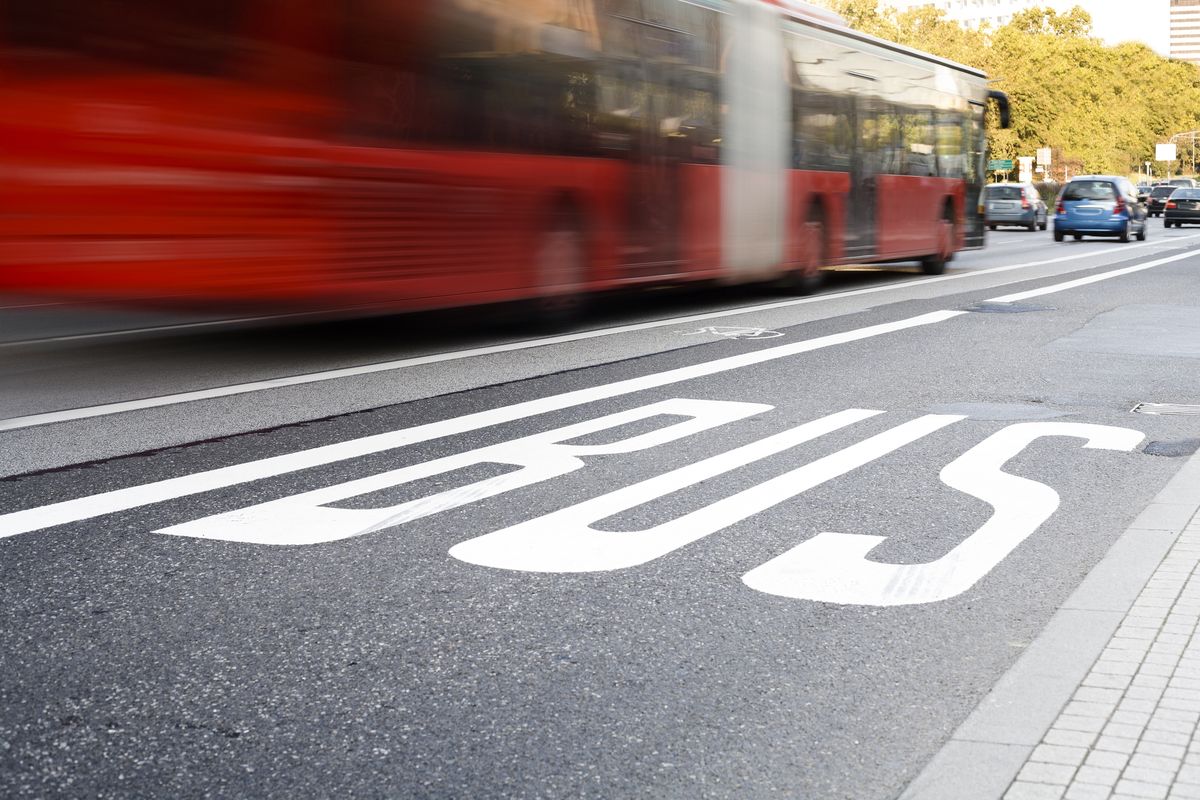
<box><xmin>0</xmin><ymin>0</ymin><xmax>1008</xmax><ymax>320</ymax></box>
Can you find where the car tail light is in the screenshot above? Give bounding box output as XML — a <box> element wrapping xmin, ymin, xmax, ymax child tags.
<box><xmin>1167</xmin><ymin>201</ymin><xmax>1177</xmax><ymax>209</ymax></box>
<box><xmin>1021</xmin><ymin>196</ymin><xmax>1030</xmax><ymax>209</ymax></box>
<box><xmin>1056</xmin><ymin>200</ymin><xmax>1064</xmax><ymax>214</ymax></box>
<box><xmin>1114</xmin><ymin>195</ymin><xmax>1125</xmax><ymax>214</ymax></box>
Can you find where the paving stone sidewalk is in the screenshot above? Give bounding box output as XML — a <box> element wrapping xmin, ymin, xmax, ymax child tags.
<box><xmin>1004</xmin><ymin>506</ymin><xmax>1200</xmax><ymax>800</ymax></box>
<box><xmin>902</xmin><ymin>450</ymin><xmax>1200</xmax><ymax>800</ymax></box>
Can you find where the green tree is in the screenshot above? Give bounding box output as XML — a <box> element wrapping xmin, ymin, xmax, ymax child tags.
<box><xmin>816</xmin><ymin>0</ymin><xmax>1200</xmax><ymax>178</ymax></box>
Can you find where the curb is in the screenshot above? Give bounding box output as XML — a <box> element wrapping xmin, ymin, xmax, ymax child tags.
<box><xmin>900</xmin><ymin>446</ymin><xmax>1200</xmax><ymax>799</ymax></box>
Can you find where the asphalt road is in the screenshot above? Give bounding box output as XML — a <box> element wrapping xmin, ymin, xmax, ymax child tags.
<box><xmin>3</xmin><ymin>226</ymin><xmax>1200</xmax><ymax>798</ymax></box>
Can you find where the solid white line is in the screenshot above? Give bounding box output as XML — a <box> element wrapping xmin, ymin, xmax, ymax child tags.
<box><xmin>0</xmin><ymin>310</ymin><xmax>331</xmax><ymax>347</ymax></box>
<box><xmin>4</xmin><ymin>234</ymin><xmax>1197</xmax><ymax>432</ymax></box>
<box><xmin>988</xmin><ymin>248</ymin><xmax>1200</xmax><ymax>302</ymax></box>
<box><xmin>0</xmin><ymin>310</ymin><xmax>963</xmax><ymax>539</ymax></box>
<box><xmin>6</xmin><ymin>239</ymin><xmax>1199</xmax><ymax>538</ymax></box>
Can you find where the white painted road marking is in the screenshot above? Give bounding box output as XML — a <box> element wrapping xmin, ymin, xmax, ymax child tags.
<box><xmin>155</xmin><ymin>399</ymin><xmax>772</xmax><ymax>545</ymax></box>
<box><xmin>4</xmin><ymin>236</ymin><xmax>1197</xmax><ymax>432</ymax></box>
<box><xmin>449</xmin><ymin>412</ymin><xmax>961</xmax><ymax>573</ymax></box>
<box><xmin>2</xmin><ymin>245</ymin><xmax>1195</xmax><ymax>541</ymax></box>
<box><xmin>0</xmin><ymin>312</ymin><xmax>959</xmax><ymax>539</ymax></box>
<box><xmin>680</xmin><ymin>325</ymin><xmax>784</xmax><ymax>339</ymax></box>
<box><xmin>742</xmin><ymin>422</ymin><xmax>1144</xmax><ymax>606</ymax></box>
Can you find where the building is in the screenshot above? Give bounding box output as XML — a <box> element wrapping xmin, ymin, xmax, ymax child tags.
<box><xmin>1171</xmin><ymin>0</ymin><xmax>1200</xmax><ymax>63</ymax></box>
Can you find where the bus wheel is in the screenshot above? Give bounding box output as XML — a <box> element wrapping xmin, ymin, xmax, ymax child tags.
<box><xmin>921</xmin><ymin>211</ymin><xmax>954</xmax><ymax>275</ymax></box>
<box><xmin>777</xmin><ymin>208</ymin><xmax>826</xmax><ymax>295</ymax></box>
<box><xmin>532</xmin><ymin>209</ymin><xmax>586</xmax><ymax>328</ymax></box>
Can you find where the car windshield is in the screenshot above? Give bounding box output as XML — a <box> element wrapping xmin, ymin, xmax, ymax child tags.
<box><xmin>1152</xmin><ymin>186</ymin><xmax>1177</xmax><ymax>198</ymax></box>
<box><xmin>1062</xmin><ymin>181</ymin><xmax>1116</xmax><ymax>201</ymax></box>
<box><xmin>986</xmin><ymin>186</ymin><xmax>1022</xmax><ymax>200</ymax></box>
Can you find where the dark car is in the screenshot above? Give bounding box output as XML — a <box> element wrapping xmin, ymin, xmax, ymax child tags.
<box><xmin>1053</xmin><ymin>176</ymin><xmax>1147</xmax><ymax>242</ymax></box>
<box><xmin>1164</xmin><ymin>187</ymin><xmax>1200</xmax><ymax>227</ymax></box>
<box><xmin>982</xmin><ymin>182</ymin><xmax>1048</xmax><ymax>231</ymax></box>
<box><xmin>1147</xmin><ymin>184</ymin><xmax>1177</xmax><ymax>217</ymax></box>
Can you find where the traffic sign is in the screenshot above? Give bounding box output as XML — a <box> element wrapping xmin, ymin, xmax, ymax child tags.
<box><xmin>988</xmin><ymin>159</ymin><xmax>1014</xmax><ymax>171</ymax></box>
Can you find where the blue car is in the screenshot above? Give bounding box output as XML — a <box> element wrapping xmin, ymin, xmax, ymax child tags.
<box><xmin>1053</xmin><ymin>176</ymin><xmax>1147</xmax><ymax>242</ymax></box>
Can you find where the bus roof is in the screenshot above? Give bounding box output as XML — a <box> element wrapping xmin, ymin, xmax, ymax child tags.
<box><xmin>770</xmin><ymin>0</ymin><xmax>989</xmax><ymax>80</ymax></box>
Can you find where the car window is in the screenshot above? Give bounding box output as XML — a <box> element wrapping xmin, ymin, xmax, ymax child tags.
<box><xmin>986</xmin><ymin>186</ymin><xmax>1022</xmax><ymax>200</ymax></box>
<box><xmin>1174</xmin><ymin>189</ymin><xmax>1200</xmax><ymax>199</ymax></box>
<box><xmin>1062</xmin><ymin>181</ymin><xmax>1117</xmax><ymax>201</ymax></box>
<box><xmin>1151</xmin><ymin>186</ymin><xmax>1177</xmax><ymax>198</ymax></box>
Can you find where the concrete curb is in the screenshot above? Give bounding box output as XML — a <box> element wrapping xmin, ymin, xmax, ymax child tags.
<box><xmin>899</xmin><ymin>447</ymin><xmax>1200</xmax><ymax>799</ymax></box>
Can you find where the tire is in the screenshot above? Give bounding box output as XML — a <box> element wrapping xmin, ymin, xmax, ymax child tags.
<box><xmin>776</xmin><ymin>208</ymin><xmax>825</xmax><ymax>295</ymax></box>
<box><xmin>921</xmin><ymin>207</ymin><xmax>955</xmax><ymax>275</ymax></box>
<box><xmin>1073</xmin><ymin>233</ymin><xmax>1083</xmax><ymax>241</ymax></box>
<box><xmin>1136</xmin><ymin>221</ymin><xmax>1146</xmax><ymax>241</ymax></box>
<box><xmin>1039</xmin><ymin>219</ymin><xmax>1047</xmax><ymax>231</ymax></box>
<box><xmin>988</xmin><ymin>224</ymin><xmax>997</xmax><ymax>231</ymax></box>
<box><xmin>1027</xmin><ymin>221</ymin><xmax>1037</xmax><ymax>232</ymax></box>
<box><xmin>531</xmin><ymin>207</ymin><xmax>586</xmax><ymax>329</ymax></box>
<box><xmin>1053</xmin><ymin>229</ymin><xmax>1064</xmax><ymax>242</ymax></box>
<box><xmin>1119</xmin><ymin>221</ymin><xmax>1131</xmax><ymax>243</ymax></box>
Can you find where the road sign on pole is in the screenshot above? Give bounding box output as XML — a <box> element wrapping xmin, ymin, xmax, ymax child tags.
<box><xmin>1156</xmin><ymin>143</ymin><xmax>1177</xmax><ymax>162</ymax></box>
<box><xmin>1018</xmin><ymin>156</ymin><xmax>1034</xmax><ymax>183</ymax></box>
<box><xmin>988</xmin><ymin>159</ymin><xmax>1014</xmax><ymax>172</ymax></box>
<box><xmin>1036</xmin><ymin>147</ymin><xmax>1052</xmax><ymax>167</ymax></box>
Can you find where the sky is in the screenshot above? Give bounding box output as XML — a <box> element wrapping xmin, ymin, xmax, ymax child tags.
<box><xmin>1088</xmin><ymin>0</ymin><xmax>1169</xmax><ymax>56</ymax></box>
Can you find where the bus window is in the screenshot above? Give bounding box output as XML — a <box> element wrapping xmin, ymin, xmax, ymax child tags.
<box><xmin>3</xmin><ymin>0</ymin><xmax>246</xmax><ymax>77</ymax></box>
<box><xmin>936</xmin><ymin>111</ymin><xmax>965</xmax><ymax>179</ymax></box>
<box><xmin>903</xmin><ymin>108</ymin><xmax>936</xmax><ymax>177</ymax></box>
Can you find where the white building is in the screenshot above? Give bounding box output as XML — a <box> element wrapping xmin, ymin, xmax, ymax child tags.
<box><xmin>1171</xmin><ymin>0</ymin><xmax>1200</xmax><ymax>63</ymax></box>
<box><xmin>884</xmin><ymin>1</ymin><xmax>1170</xmax><ymax>57</ymax></box>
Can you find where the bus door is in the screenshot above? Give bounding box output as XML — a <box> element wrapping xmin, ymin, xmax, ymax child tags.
<box><xmin>963</xmin><ymin>99</ymin><xmax>987</xmax><ymax>248</ymax></box>
<box><xmin>844</xmin><ymin>89</ymin><xmax>881</xmax><ymax>259</ymax></box>
<box><xmin>635</xmin><ymin>56</ymin><xmax>684</xmax><ymax>271</ymax></box>
<box><xmin>612</xmin><ymin>37</ymin><xmax>683</xmax><ymax>273</ymax></box>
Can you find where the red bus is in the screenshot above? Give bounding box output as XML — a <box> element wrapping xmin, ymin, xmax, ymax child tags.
<box><xmin>0</xmin><ymin>0</ymin><xmax>1009</xmax><ymax>321</ymax></box>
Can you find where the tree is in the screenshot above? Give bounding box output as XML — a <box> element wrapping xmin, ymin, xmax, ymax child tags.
<box><xmin>813</xmin><ymin>0</ymin><xmax>1200</xmax><ymax>178</ymax></box>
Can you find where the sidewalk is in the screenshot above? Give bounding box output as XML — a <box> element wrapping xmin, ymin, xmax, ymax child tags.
<box><xmin>903</xmin><ymin>446</ymin><xmax>1200</xmax><ymax>800</ymax></box>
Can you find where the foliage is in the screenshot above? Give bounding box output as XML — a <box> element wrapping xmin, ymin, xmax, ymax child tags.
<box><xmin>814</xmin><ymin>1</ymin><xmax>1200</xmax><ymax>179</ymax></box>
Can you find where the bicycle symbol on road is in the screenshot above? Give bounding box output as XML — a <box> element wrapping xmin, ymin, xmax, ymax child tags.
<box><xmin>680</xmin><ymin>325</ymin><xmax>784</xmax><ymax>340</ymax></box>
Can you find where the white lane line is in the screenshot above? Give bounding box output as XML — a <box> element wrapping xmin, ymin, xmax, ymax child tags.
<box><xmin>0</xmin><ymin>310</ymin><xmax>964</xmax><ymax>539</ymax></box>
<box><xmin>4</xmin><ymin>235</ymin><xmax>1198</xmax><ymax>432</ymax></box>
<box><xmin>988</xmin><ymin>248</ymin><xmax>1200</xmax><ymax>302</ymax></box>
<box><xmin>5</xmin><ymin>241</ymin><xmax>1199</xmax><ymax>538</ymax></box>
<box><xmin>0</xmin><ymin>309</ymin><xmax>340</xmax><ymax>347</ymax></box>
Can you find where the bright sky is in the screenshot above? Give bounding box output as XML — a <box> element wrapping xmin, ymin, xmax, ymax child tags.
<box><xmin>1088</xmin><ymin>0</ymin><xmax>1169</xmax><ymax>56</ymax></box>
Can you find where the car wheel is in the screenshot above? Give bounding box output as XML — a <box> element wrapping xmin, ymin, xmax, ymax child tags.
<box><xmin>1136</xmin><ymin>221</ymin><xmax>1146</xmax><ymax>241</ymax></box>
<box><xmin>1053</xmin><ymin>229</ymin><xmax>1064</xmax><ymax>242</ymax></box>
<box><xmin>1039</xmin><ymin>220</ymin><xmax>1047</xmax><ymax>231</ymax></box>
<box><xmin>1073</xmin><ymin>233</ymin><xmax>1083</xmax><ymax>241</ymax></box>
<box><xmin>1166</xmin><ymin>220</ymin><xmax>1174</xmax><ymax>228</ymax></box>
<box><xmin>1119</xmin><ymin>221</ymin><xmax>1131</xmax><ymax>243</ymax></box>
<box><xmin>988</xmin><ymin>224</ymin><xmax>996</xmax><ymax>231</ymax></box>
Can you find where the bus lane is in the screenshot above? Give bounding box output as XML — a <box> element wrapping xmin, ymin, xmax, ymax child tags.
<box><xmin>2</xmin><ymin>249</ymin><xmax>1200</xmax><ymax>799</ymax></box>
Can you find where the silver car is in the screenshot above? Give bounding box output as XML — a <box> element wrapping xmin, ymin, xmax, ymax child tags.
<box><xmin>983</xmin><ymin>182</ymin><xmax>1048</xmax><ymax>231</ymax></box>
